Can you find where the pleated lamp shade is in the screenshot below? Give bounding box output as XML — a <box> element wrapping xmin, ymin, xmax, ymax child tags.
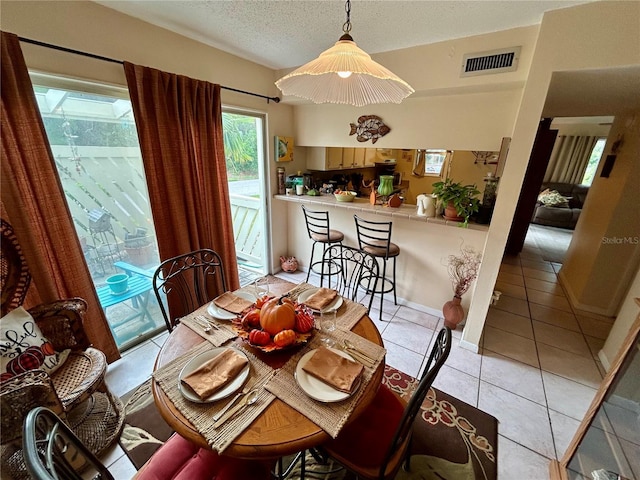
<box><xmin>275</xmin><ymin>34</ymin><xmax>414</xmax><ymax>107</ymax></box>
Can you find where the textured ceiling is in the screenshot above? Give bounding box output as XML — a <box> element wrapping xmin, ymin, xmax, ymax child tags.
<box><xmin>93</xmin><ymin>0</ymin><xmax>592</xmax><ymax>70</ymax></box>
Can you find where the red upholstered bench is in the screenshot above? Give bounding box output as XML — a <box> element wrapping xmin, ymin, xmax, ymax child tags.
<box><xmin>134</xmin><ymin>433</ymin><xmax>273</xmax><ymax>480</ymax></box>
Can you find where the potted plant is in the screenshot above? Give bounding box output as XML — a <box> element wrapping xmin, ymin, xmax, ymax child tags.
<box><xmin>431</xmin><ymin>179</ymin><xmax>481</xmax><ymax>227</ymax></box>
<box><xmin>443</xmin><ymin>244</ymin><xmax>482</xmax><ymax>329</ymax></box>
<box><xmin>124</xmin><ymin>227</ymin><xmax>154</xmax><ymax>266</ymax></box>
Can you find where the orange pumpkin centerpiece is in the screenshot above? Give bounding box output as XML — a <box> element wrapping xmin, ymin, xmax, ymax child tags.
<box><xmin>259</xmin><ymin>296</ymin><xmax>296</xmax><ymax>336</ymax></box>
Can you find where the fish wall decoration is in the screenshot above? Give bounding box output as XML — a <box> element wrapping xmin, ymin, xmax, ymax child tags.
<box><xmin>349</xmin><ymin>115</ymin><xmax>390</xmax><ymax>144</ymax></box>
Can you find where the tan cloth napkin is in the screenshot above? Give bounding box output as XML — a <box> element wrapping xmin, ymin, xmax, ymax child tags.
<box><xmin>304</xmin><ymin>288</ymin><xmax>338</xmax><ymax>311</ymax></box>
<box><xmin>181</xmin><ymin>349</ymin><xmax>248</xmax><ymax>400</ymax></box>
<box><xmin>302</xmin><ymin>346</ymin><xmax>364</xmax><ymax>393</ymax></box>
<box><xmin>214</xmin><ymin>292</ymin><xmax>253</xmax><ymax>314</ymax></box>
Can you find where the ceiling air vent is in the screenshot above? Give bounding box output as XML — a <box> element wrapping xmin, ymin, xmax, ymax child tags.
<box><xmin>461</xmin><ymin>46</ymin><xmax>521</xmax><ymax>77</ymax></box>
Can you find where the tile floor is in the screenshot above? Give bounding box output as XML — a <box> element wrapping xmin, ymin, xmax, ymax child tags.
<box><xmin>102</xmin><ymin>225</ymin><xmax>615</xmax><ymax>479</ymax></box>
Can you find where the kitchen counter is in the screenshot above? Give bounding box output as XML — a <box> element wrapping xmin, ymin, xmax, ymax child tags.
<box><xmin>273</xmin><ymin>194</ymin><xmax>489</xmax><ymax>232</ymax></box>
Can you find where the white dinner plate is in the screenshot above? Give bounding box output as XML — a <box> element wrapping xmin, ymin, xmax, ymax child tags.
<box><xmin>297</xmin><ymin>288</ymin><xmax>343</xmax><ymax>313</ymax></box>
<box><xmin>178</xmin><ymin>347</ymin><xmax>250</xmax><ymax>403</ymax></box>
<box><xmin>294</xmin><ymin>348</ymin><xmax>361</xmax><ymax>403</ymax></box>
<box><xmin>206</xmin><ymin>291</ymin><xmax>255</xmax><ymax>320</ymax></box>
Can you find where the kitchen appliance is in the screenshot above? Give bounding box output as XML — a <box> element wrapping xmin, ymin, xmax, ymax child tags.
<box><xmin>416</xmin><ymin>194</ymin><xmax>436</xmax><ymax>217</ymax></box>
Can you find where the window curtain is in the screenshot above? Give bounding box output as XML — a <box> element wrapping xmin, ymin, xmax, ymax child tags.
<box><xmin>0</xmin><ymin>31</ymin><xmax>120</xmax><ymax>362</ymax></box>
<box><xmin>544</xmin><ymin>135</ymin><xmax>598</xmax><ymax>184</ymax></box>
<box><xmin>123</xmin><ymin>63</ymin><xmax>240</xmax><ymax>310</ymax></box>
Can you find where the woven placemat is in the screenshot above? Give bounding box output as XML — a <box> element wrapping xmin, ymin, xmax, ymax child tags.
<box><xmin>180</xmin><ymin>304</ymin><xmax>238</xmax><ymax>347</ymax></box>
<box><xmin>153</xmin><ymin>342</ymin><xmax>276</xmax><ymax>453</ymax></box>
<box><xmin>264</xmin><ymin>330</ymin><xmax>384</xmax><ymax>439</ymax></box>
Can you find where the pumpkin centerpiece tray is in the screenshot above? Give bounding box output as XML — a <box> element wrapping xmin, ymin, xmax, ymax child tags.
<box><xmin>233</xmin><ymin>295</ymin><xmax>315</xmax><ymax>353</ymax></box>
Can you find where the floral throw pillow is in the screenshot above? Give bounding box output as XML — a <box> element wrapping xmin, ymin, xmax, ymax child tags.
<box><xmin>537</xmin><ymin>189</ymin><xmax>570</xmax><ymax>208</ymax></box>
<box><xmin>0</xmin><ymin>306</ymin><xmax>69</xmax><ymax>382</ymax></box>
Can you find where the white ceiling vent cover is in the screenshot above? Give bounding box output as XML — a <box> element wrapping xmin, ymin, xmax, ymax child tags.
<box><xmin>461</xmin><ymin>47</ymin><xmax>521</xmax><ymax>77</ymax></box>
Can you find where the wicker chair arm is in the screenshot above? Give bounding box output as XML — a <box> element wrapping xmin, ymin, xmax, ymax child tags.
<box><xmin>28</xmin><ymin>298</ymin><xmax>90</xmax><ymax>352</ymax></box>
<box><xmin>0</xmin><ymin>370</ymin><xmax>65</xmax><ymax>445</ymax></box>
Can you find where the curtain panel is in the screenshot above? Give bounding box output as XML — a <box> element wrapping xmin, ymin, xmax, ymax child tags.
<box><xmin>0</xmin><ymin>31</ymin><xmax>119</xmax><ymax>362</ymax></box>
<box><xmin>123</xmin><ymin>63</ymin><xmax>240</xmax><ymax>310</ymax></box>
<box><xmin>544</xmin><ymin>135</ymin><xmax>598</xmax><ymax>184</ymax></box>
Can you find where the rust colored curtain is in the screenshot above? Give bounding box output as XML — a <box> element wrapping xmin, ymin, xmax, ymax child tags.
<box><xmin>123</xmin><ymin>63</ymin><xmax>240</xmax><ymax>303</ymax></box>
<box><xmin>0</xmin><ymin>32</ymin><xmax>119</xmax><ymax>362</ymax></box>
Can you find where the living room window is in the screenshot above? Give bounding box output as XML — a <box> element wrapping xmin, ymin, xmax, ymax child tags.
<box><xmin>581</xmin><ymin>138</ymin><xmax>606</xmax><ymax>186</ymax></box>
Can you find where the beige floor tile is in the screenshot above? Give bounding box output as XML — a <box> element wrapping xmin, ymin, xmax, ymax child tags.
<box><xmin>106</xmin><ymin>341</ymin><xmax>159</xmax><ymax>397</ymax></box>
<box><xmin>602</xmin><ymin>402</ymin><xmax>640</xmax><ymax>445</ymax></box>
<box><xmin>394</xmin><ymin>306</ymin><xmax>439</xmax><ymax>329</ymax></box>
<box><xmin>107</xmin><ymin>454</ymin><xmax>138</xmax><ymax>478</ymax></box>
<box><xmin>479</xmin><ymin>382</ymin><xmax>555</xmax><ymax>458</ymax></box>
<box><xmin>520</xmin><ymin>258</ymin><xmax>555</xmax><ymax>272</ymax></box>
<box><xmin>522</xmin><ymin>267</ymin><xmax>558</xmax><ymax>283</ymax></box>
<box><xmin>549</xmin><ymin>410</ymin><xmax>581</xmax><ymax>459</ymax></box>
<box><xmin>498</xmin><ymin>435</ymin><xmax>552</xmax><ymax>478</ymax></box>
<box><xmin>494</xmin><ymin>281</ymin><xmax>527</xmax><ymax>300</ymax></box>
<box><xmin>501</xmin><ymin>255</ymin><xmax>521</xmax><ymax>266</ymax></box>
<box><xmin>431</xmin><ymin>364</ymin><xmax>479</xmax><ymax>407</ymax></box>
<box><xmin>499</xmin><ymin>263</ymin><xmax>522</xmax><ymax>275</ymax></box>
<box><xmin>483</xmin><ymin>326</ymin><xmax>539</xmax><ymax>368</ymax></box>
<box><xmin>585</xmin><ymin>335</ymin><xmax>605</xmax><ymax>359</ymax></box>
<box><xmin>529</xmin><ymin>303</ymin><xmax>580</xmax><ymax>332</ymax></box>
<box><xmin>491</xmin><ymin>294</ymin><xmax>530</xmax><ymax>318</ymax></box>
<box><xmin>486</xmin><ymin>308</ymin><xmax>534</xmax><ymax>339</ymax></box>
<box><xmin>543</xmin><ymin>371</ymin><xmax>597</xmax><ymax>421</ymax></box>
<box><xmin>619</xmin><ymin>438</ymin><xmax>640</xmax><ymax>479</ymax></box>
<box><xmin>441</xmin><ymin>337</ymin><xmax>482</xmax><ymax>378</ymax></box>
<box><xmin>382</xmin><ymin>318</ymin><xmax>435</xmax><ymax>356</ymax></box>
<box><xmin>384</xmin><ymin>341</ymin><xmax>424</xmax><ymax>379</ymax></box>
<box><xmin>532</xmin><ymin>321</ymin><xmax>592</xmax><ymax>358</ymax></box>
<box><xmin>524</xmin><ymin>277</ymin><xmax>566</xmax><ymax>297</ymax></box>
<box><xmin>527</xmin><ymin>289</ymin><xmax>572</xmax><ymax>312</ymax></box>
<box><xmin>537</xmin><ymin>343</ymin><xmax>603</xmax><ymax>389</ymax></box>
<box><xmin>480</xmin><ymin>350</ymin><xmax>546</xmax><ymax>405</ymax></box>
<box><xmin>576</xmin><ymin>315</ymin><xmax>613</xmax><ymax>340</ymax></box>
<box><xmin>496</xmin><ymin>271</ymin><xmax>525</xmax><ymax>287</ymax></box>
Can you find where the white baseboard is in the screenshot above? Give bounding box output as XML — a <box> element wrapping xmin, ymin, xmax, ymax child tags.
<box><xmin>598</xmin><ymin>348</ymin><xmax>611</xmax><ymax>372</ymax></box>
<box><xmin>459</xmin><ymin>338</ymin><xmax>480</xmax><ymax>353</ymax></box>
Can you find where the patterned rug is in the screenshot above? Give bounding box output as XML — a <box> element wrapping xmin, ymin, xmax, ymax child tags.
<box><xmin>119</xmin><ymin>365</ymin><xmax>498</xmax><ymax>480</ymax></box>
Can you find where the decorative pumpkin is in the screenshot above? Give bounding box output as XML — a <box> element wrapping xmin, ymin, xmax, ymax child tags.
<box><xmin>273</xmin><ymin>329</ymin><xmax>296</xmax><ymax>348</ymax></box>
<box><xmin>294</xmin><ymin>309</ymin><xmax>314</xmax><ymax>333</ymax></box>
<box><xmin>40</xmin><ymin>342</ymin><xmax>56</xmax><ymax>357</ymax></box>
<box><xmin>7</xmin><ymin>346</ymin><xmax>45</xmax><ymax>375</ymax></box>
<box><xmin>260</xmin><ymin>296</ymin><xmax>296</xmax><ymax>335</ymax></box>
<box><xmin>249</xmin><ymin>329</ymin><xmax>271</xmax><ymax>346</ymax></box>
<box><xmin>241</xmin><ymin>309</ymin><xmax>262</xmax><ymax>330</ymax></box>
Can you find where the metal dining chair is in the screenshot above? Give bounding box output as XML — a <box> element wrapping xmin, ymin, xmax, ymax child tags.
<box><xmin>321</xmin><ymin>327</ymin><xmax>452</xmax><ymax>480</ymax></box>
<box><xmin>152</xmin><ymin>249</ymin><xmax>227</xmax><ymax>332</ymax></box>
<box><xmin>23</xmin><ymin>407</ymin><xmax>274</xmax><ymax>480</ymax></box>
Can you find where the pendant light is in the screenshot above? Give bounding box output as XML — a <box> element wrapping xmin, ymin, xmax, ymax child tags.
<box><xmin>275</xmin><ymin>0</ymin><xmax>414</xmax><ymax>107</ymax></box>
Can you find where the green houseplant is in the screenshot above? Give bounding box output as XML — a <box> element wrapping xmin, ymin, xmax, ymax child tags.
<box><xmin>431</xmin><ymin>179</ymin><xmax>481</xmax><ymax>227</ymax></box>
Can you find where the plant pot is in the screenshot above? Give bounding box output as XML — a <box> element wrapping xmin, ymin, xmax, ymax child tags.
<box><xmin>106</xmin><ymin>274</ymin><xmax>129</xmax><ymax>295</ymax></box>
<box><xmin>443</xmin><ymin>296</ymin><xmax>464</xmax><ymax>329</ymax></box>
<box><xmin>443</xmin><ymin>202</ymin><xmax>464</xmax><ymax>222</ymax></box>
<box><xmin>125</xmin><ymin>243</ymin><xmax>154</xmax><ymax>266</ymax></box>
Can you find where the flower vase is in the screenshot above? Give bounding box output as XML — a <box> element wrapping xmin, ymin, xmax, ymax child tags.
<box><xmin>377</xmin><ymin>175</ymin><xmax>394</xmax><ymax>204</ymax></box>
<box><xmin>443</xmin><ymin>296</ymin><xmax>464</xmax><ymax>329</ymax></box>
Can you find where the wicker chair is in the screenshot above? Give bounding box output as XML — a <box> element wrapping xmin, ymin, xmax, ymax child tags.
<box><xmin>0</xmin><ymin>219</ymin><xmax>124</xmax><ymax>479</ymax></box>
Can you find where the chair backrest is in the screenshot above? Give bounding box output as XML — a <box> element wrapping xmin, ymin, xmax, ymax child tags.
<box><xmin>152</xmin><ymin>249</ymin><xmax>227</xmax><ymax>332</ymax></box>
<box><xmin>301</xmin><ymin>205</ymin><xmax>331</xmax><ymax>240</ymax></box>
<box><xmin>354</xmin><ymin>215</ymin><xmax>393</xmax><ymax>259</ymax></box>
<box><xmin>1</xmin><ymin>219</ymin><xmax>32</xmax><ymax>317</ymax></box>
<box><xmin>320</xmin><ymin>245</ymin><xmax>379</xmax><ymax>312</ymax></box>
<box><xmin>378</xmin><ymin>327</ymin><xmax>452</xmax><ymax>479</ymax></box>
<box><xmin>23</xmin><ymin>406</ymin><xmax>114</xmax><ymax>480</ymax></box>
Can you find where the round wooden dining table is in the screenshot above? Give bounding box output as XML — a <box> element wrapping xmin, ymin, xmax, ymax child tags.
<box><xmin>152</xmin><ymin>282</ymin><xmax>385</xmax><ymax>460</ymax></box>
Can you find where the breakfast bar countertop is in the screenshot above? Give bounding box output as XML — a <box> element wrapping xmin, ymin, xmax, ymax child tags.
<box><xmin>274</xmin><ymin>194</ymin><xmax>489</xmax><ymax>232</ymax></box>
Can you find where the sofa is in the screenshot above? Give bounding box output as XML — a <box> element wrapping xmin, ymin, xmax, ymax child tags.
<box><xmin>531</xmin><ymin>182</ymin><xmax>589</xmax><ymax>230</ymax></box>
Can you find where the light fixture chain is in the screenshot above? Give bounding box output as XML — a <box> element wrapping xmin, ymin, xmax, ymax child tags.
<box><xmin>343</xmin><ymin>0</ymin><xmax>352</xmax><ymax>33</ymax></box>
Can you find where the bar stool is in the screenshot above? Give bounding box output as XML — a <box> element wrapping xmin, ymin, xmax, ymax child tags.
<box><xmin>301</xmin><ymin>205</ymin><xmax>344</xmax><ymax>283</ymax></box>
<box><xmin>354</xmin><ymin>214</ymin><xmax>400</xmax><ymax>320</ymax></box>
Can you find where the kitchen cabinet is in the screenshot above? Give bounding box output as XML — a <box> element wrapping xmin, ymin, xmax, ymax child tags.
<box><xmin>549</xmin><ymin>302</ymin><xmax>640</xmax><ymax>480</ymax></box>
<box><xmin>306</xmin><ymin>147</ymin><xmax>375</xmax><ymax>171</ymax></box>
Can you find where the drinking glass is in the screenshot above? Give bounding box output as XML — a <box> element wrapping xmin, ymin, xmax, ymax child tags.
<box><xmin>320</xmin><ymin>309</ymin><xmax>336</xmax><ymax>347</ymax></box>
<box><xmin>253</xmin><ymin>277</ymin><xmax>270</xmax><ymax>299</ymax></box>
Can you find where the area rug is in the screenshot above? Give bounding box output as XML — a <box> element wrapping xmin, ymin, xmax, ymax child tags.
<box><xmin>119</xmin><ymin>365</ymin><xmax>498</xmax><ymax>480</ymax></box>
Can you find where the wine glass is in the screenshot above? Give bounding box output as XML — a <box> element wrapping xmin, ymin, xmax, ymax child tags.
<box><xmin>319</xmin><ymin>309</ymin><xmax>336</xmax><ymax>347</ymax></box>
<box><xmin>253</xmin><ymin>276</ymin><xmax>270</xmax><ymax>300</ymax></box>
